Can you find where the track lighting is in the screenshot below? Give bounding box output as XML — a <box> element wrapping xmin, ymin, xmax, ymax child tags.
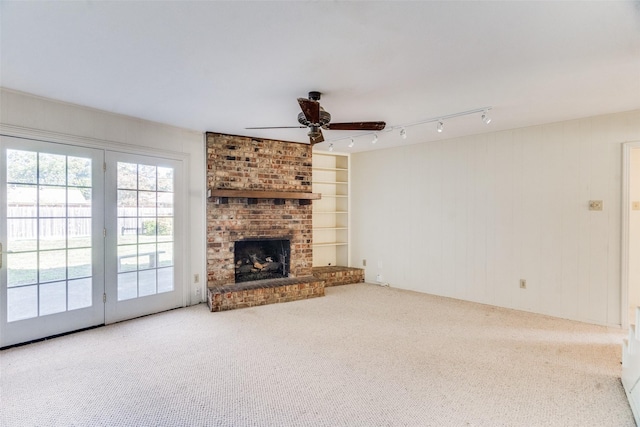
<box><xmin>482</xmin><ymin>110</ymin><xmax>491</xmax><ymax>124</ymax></box>
<box><xmin>322</xmin><ymin>106</ymin><xmax>492</xmax><ymax>150</ymax></box>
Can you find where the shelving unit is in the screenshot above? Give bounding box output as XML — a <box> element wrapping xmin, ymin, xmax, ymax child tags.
<box><xmin>312</xmin><ymin>151</ymin><xmax>350</xmax><ymax>267</ymax></box>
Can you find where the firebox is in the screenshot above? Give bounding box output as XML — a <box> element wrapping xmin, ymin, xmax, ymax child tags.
<box><xmin>234</xmin><ymin>239</ymin><xmax>290</xmax><ymax>283</ymax></box>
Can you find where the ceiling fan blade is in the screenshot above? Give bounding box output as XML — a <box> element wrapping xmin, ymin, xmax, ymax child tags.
<box><xmin>310</xmin><ymin>129</ymin><xmax>324</xmax><ymax>144</ymax></box>
<box><xmin>245</xmin><ymin>126</ymin><xmax>306</xmax><ymax>129</ymax></box>
<box><xmin>298</xmin><ymin>98</ymin><xmax>320</xmax><ymax>123</ymax></box>
<box><xmin>325</xmin><ymin>121</ymin><xmax>386</xmax><ymax>131</ymax></box>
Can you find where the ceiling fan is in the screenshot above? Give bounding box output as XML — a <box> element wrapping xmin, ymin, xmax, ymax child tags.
<box><xmin>246</xmin><ymin>91</ymin><xmax>386</xmax><ymax>144</ymax></box>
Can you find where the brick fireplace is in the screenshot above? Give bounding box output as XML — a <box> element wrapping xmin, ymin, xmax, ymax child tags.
<box><xmin>206</xmin><ymin>132</ymin><xmax>325</xmax><ymax>311</ymax></box>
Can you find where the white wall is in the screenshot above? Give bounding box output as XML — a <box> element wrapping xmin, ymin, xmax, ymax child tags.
<box><xmin>629</xmin><ymin>148</ymin><xmax>640</xmax><ymax>314</ymax></box>
<box><xmin>351</xmin><ymin>110</ymin><xmax>640</xmax><ymax>326</ymax></box>
<box><xmin>0</xmin><ymin>88</ymin><xmax>206</xmax><ymax>305</ymax></box>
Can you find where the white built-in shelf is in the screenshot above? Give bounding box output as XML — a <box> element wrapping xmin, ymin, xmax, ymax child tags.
<box><xmin>312</xmin><ymin>152</ymin><xmax>350</xmax><ymax>267</ymax></box>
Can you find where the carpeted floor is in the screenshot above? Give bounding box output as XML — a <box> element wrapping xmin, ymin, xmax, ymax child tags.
<box><xmin>0</xmin><ymin>283</ymin><xmax>634</xmax><ymax>426</ymax></box>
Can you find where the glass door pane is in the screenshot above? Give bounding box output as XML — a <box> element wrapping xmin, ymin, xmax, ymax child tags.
<box><xmin>116</xmin><ymin>162</ymin><xmax>174</xmax><ymax>300</ymax></box>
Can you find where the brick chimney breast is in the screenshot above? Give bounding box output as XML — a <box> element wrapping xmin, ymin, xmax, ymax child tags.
<box><xmin>206</xmin><ymin>132</ymin><xmax>314</xmax><ymax>287</ymax></box>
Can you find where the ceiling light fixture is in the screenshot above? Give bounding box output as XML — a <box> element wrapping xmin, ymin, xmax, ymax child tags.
<box><xmin>322</xmin><ymin>106</ymin><xmax>492</xmax><ymax>149</ymax></box>
<box><xmin>482</xmin><ymin>110</ymin><xmax>492</xmax><ymax>124</ymax></box>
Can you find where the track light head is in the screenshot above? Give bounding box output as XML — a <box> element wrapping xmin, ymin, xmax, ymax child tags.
<box><xmin>328</xmin><ymin>143</ymin><xmax>334</xmax><ymax>152</ymax></box>
<box><xmin>482</xmin><ymin>110</ymin><xmax>492</xmax><ymax>124</ymax></box>
<box><xmin>400</xmin><ymin>127</ymin><xmax>407</xmax><ymax>139</ymax></box>
<box><xmin>437</xmin><ymin>121</ymin><xmax>444</xmax><ymax>133</ymax></box>
<box><xmin>348</xmin><ymin>138</ymin><xmax>355</xmax><ymax>148</ymax></box>
<box><xmin>372</xmin><ymin>133</ymin><xmax>378</xmax><ymax>144</ymax></box>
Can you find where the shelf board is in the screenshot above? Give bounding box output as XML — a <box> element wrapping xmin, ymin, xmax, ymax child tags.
<box><xmin>320</xmin><ymin>194</ymin><xmax>348</xmax><ymax>198</ymax></box>
<box><xmin>313</xmin><ymin>242</ymin><xmax>348</xmax><ymax>247</ymax></box>
<box><xmin>312</xmin><ymin>181</ymin><xmax>348</xmax><ymax>185</ymax></box>
<box><xmin>313</xmin><ymin>227</ymin><xmax>348</xmax><ymax>230</ymax></box>
<box><xmin>313</xmin><ymin>211</ymin><xmax>348</xmax><ymax>214</ymax></box>
<box><xmin>312</xmin><ymin>167</ymin><xmax>348</xmax><ymax>172</ymax></box>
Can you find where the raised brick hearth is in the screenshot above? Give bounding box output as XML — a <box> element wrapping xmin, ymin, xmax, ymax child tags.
<box><xmin>207</xmin><ymin>277</ymin><xmax>324</xmax><ymax>312</ymax></box>
<box><xmin>206</xmin><ymin>132</ymin><xmax>323</xmax><ymax>311</ymax></box>
<box><xmin>312</xmin><ymin>266</ymin><xmax>365</xmax><ymax>287</ymax></box>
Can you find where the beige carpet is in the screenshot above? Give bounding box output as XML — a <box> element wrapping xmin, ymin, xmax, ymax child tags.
<box><xmin>0</xmin><ymin>283</ymin><xmax>633</xmax><ymax>426</ymax></box>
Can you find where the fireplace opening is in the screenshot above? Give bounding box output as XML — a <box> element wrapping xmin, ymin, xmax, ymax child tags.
<box><xmin>234</xmin><ymin>239</ymin><xmax>290</xmax><ymax>283</ymax></box>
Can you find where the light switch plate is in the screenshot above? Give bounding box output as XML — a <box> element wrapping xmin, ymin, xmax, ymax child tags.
<box><xmin>589</xmin><ymin>200</ymin><xmax>603</xmax><ymax>211</ymax></box>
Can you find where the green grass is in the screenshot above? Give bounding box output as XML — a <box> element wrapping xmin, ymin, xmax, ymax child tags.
<box><xmin>8</xmin><ymin>237</ymin><xmax>173</xmax><ymax>287</ymax></box>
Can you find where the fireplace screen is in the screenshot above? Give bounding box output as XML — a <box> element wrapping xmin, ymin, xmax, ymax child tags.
<box><xmin>234</xmin><ymin>239</ymin><xmax>290</xmax><ymax>283</ymax></box>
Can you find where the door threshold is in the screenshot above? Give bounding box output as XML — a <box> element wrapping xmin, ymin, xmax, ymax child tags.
<box><xmin>0</xmin><ymin>324</ymin><xmax>105</xmax><ymax>350</ymax></box>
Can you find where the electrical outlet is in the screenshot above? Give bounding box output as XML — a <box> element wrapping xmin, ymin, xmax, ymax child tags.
<box><xmin>520</xmin><ymin>279</ymin><xmax>526</xmax><ymax>289</ymax></box>
<box><xmin>376</xmin><ymin>274</ymin><xmax>383</xmax><ymax>282</ymax></box>
<box><xmin>589</xmin><ymin>200</ymin><xmax>603</xmax><ymax>211</ymax></box>
<box><xmin>633</xmin><ymin>201</ymin><xmax>640</xmax><ymax>211</ymax></box>
<box><xmin>195</xmin><ymin>288</ymin><xmax>201</xmax><ymax>295</ymax></box>
<box><xmin>194</xmin><ymin>273</ymin><xmax>200</xmax><ymax>284</ymax></box>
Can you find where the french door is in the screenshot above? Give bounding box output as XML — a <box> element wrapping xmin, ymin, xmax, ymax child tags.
<box><xmin>1</xmin><ymin>137</ymin><xmax>184</xmax><ymax>347</ymax></box>
<box><xmin>104</xmin><ymin>151</ymin><xmax>183</xmax><ymax>323</ymax></box>
<box><xmin>0</xmin><ymin>137</ymin><xmax>105</xmax><ymax>347</ymax></box>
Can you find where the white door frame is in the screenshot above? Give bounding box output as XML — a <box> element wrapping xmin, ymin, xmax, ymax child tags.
<box><xmin>622</xmin><ymin>141</ymin><xmax>640</xmax><ymax>330</ymax></box>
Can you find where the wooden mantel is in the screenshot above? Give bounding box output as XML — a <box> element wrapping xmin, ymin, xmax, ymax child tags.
<box><xmin>207</xmin><ymin>188</ymin><xmax>321</xmax><ymax>205</ymax></box>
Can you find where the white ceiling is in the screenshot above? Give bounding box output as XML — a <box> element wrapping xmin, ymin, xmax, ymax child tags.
<box><xmin>1</xmin><ymin>1</ymin><xmax>639</xmax><ymax>153</ymax></box>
